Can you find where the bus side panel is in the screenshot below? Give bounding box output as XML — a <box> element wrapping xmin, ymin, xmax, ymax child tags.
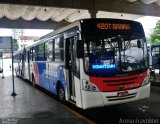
<box><xmin>24</xmin><ymin>62</ymin><xmax>29</xmax><ymax>80</ymax></box>
<box><xmin>63</xmin><ymin>68</ymin><xmax>69</xmax><ymax>101</ymax></box>
<box><xmin>51</xmin><ymin>63</ymin><xmax>66</xmax><ymax>95</ymax></box>
<box><xmin>74</xmin><ymin>76</ymin><xmax>82</xmax><ymax>108</ymax></box>
<box><xmin>33</xmin><ymin>62</ymin><xmax>66</xmax><ymax>95</ymax></box>
<box><xmin>37</xmin><ymin>62</ymin><xmax>50</xmax><ymax>90</ymax></box>
<box><xmin>30</xmin><ymin>62</ymin><xmax>34</xmax><ymax>82</ymax></box>
<box><xmin>48</xmin><ymin>63</ymin><xmax>65</xmax><ymax>95</ymax></box>
<box><xmin>33</xmin><ymin>62</ymin><xmax>40</xmax><ymax>85</ymax></box>
<box><xmin>19</xmin><ymin>62</ymin><xmax>22</xmax><ymax>77</ymax></box>
<box><xmin>15</xmin><ymin>61</ymin><xmax>19</xmax><ymax>76</ymax></box>
<box><xmin>74</xmin><ymin>59</ymin><xmax>84</xmax><ymax>108</ymax></box>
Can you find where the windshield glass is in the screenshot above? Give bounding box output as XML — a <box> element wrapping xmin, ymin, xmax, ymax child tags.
<box><xmin>84</xmin><ymin>35</ymin><xmax>148</xmax><ymax>76</ymax></box>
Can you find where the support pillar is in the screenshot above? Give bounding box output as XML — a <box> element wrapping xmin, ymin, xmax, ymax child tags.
<box><xmin>89</xmin><ymin>10</ymin><xmax>98</xmax><ymax>18</ymax></box>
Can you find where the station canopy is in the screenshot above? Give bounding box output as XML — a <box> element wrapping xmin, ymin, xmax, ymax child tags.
<box><xmin>0</xmin><ymin>0</ymin><xmax>160</xmax><ymax>23</ymax></box>
<box><xmin>0</xmin><ymin>4</ymin><xmax>140</xmax><ymax>22</ymax></box>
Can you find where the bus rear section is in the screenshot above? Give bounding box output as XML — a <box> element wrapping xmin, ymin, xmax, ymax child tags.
<box><xmin>76</xmin><ymin>19</ymin><xmax>150</xmax><ymax>109</ymax></box>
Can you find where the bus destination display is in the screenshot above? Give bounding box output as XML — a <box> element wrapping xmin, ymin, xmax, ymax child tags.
<box><xmin>97</xmin><ymin>23</ymin><xmax>131</xmax><ymax>30</ymax></box>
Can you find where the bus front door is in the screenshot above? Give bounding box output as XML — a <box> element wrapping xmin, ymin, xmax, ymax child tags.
<box><xmin>66</xmin><ymin>37</ymin><xmax>76</xmax><ymax>102</ymax></box>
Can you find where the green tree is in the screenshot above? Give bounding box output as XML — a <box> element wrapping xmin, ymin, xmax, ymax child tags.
<box><xmin>12</xmin><ymin>39</ymin><xmax>19</xmax><ymax>51</ymax></box>
<box><xmin>149</xmin><ymin>20</ymin><xmax>160</xmax><ymax>45</ymax></box>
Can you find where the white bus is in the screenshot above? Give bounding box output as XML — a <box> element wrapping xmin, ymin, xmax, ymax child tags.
<box><xmin>14</xmin><ymin>19</ymin><xmax>150</xmax><ymax>109</ymax></box>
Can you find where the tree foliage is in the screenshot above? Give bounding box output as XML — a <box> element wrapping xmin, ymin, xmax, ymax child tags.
<box><xmin>149</xmin><ymin>20</ymin><xmax>160</xmax><ymax>45</ymax></box>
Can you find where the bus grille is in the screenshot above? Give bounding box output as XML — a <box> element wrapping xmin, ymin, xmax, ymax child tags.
<box><xmin>106</xmin><ymin>93</ymin><xmax>137</xmax><ymax>101</ymax></box>
<box><xmin>103</xmin><ymin>77</ymin><xmax>137</xmax><ymax>86</ymax></box>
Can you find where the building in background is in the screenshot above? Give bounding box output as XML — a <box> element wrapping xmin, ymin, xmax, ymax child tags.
<box><xmin>0</xmin><ymin>29</ymin><xmax>53</xmax><ymax>57</ymax></box>
<box><xmin>17</xmin><ymin>35</ymin><xmax>40</xmax><ymax>50</ymax></box>
<box><xmin>11</xmin><ymin>29</ymin><xmax>53</xmax><ymax>50</ymax></box>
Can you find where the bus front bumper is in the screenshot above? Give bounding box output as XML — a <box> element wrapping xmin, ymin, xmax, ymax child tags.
<box><xmin>81</xmin><ymin>83</ymin><xmax>150</xmax><ymax>109</ymax></box>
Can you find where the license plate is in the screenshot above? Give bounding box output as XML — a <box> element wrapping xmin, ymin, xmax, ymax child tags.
<box><xmin>117</xmin><ymin>91</ymin><xmax>128</xmax><ymax>97</ymax></box>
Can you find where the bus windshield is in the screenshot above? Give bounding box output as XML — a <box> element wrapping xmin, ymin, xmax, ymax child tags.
<box><xmin>84</xmin><ymin>35</ymin><xmax>148</xmax><ymax>76</ymax></box>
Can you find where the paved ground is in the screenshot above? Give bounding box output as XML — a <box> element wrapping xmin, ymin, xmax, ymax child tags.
<box><xmin>0</xmin><ymin>71</ymin><xmax>91</xmax><ymax>124</ymax></box>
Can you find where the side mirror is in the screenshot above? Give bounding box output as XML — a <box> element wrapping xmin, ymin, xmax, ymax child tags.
<box><xmin>76</xmin><ymin>40</ymin><xmax>84</xmax><ymax>58</ymax></box>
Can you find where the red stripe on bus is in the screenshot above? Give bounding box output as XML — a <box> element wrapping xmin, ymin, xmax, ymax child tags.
<box><xmin>89</xmin><ymin>71</ymin><xmax>147</xmax><ymax>92</ymax></box>
<box><xmin>33</xmin><ymin>63</ymin><xmax>40</xmax><ymax>84</ymax></box>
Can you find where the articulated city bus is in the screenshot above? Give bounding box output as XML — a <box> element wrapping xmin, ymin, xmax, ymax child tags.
<box><xmin>14</xmin><ymin>19</ymin><xmax>150</xmax><ymax>109</ymax></box>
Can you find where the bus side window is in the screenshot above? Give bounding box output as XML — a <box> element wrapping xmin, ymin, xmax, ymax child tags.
<box><xmin>23</xmin><ymin>49</ymin><xmax>26</xmax><ymax>62</ymax></box>
<box><xmin>60</xmin><ymin>37</ymin><xmax>64</xmax><ymax>61</ymax></box>
<box><xmin>19</xmin><ymin>53</ymin><xmax>21</xmax><ymax>62</ymax></box>
<box><xmin>27</xmin><ymin>51</ymin><xmax>30</xmax><ymax>62</ymax></box>
<box><xmin>33</xmin><ymin>47</ymin><xmax>37</xmax><ymax>61</ymax></box>
<box><xmin>74</xmin><ymin>36</ymin><xmax>80</xmax><ymax>77</ymax></box>
<box><xmin>54</xmin><ymin>37</ymin><xmax>64</xmax><ymax>62</ymax></box>
<box><xmin>55</xmin><ymin>37</ymin><xmax>60</xmax><ymax>61</ymax></box>
<box><xmin>37</xmin><ymin>43</ymin><xmax>45</xmax><ymax>61</ymax></box>
<box><xmin>30</xmin><ymin>48</ymin><xmax>33</xmax><ymax>61</ymax></box>
<box><xmin>53</xmin><ymin>39</ymin><xmax>55</xmax><ymax>61</ymax></box>
<box><xmin>45</xmin><ymin>39</ymin><xmax>53</xmax><ymax>61</ymax></box>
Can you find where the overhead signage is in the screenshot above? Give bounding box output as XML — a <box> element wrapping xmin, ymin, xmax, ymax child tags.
<box><xmin>0</xmin><ymin>37</ymin><xmax>12</xmax><ymax>49</ymax></box>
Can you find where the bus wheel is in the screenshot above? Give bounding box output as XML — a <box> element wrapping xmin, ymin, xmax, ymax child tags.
<box><xmin>57</xmin><ymin>83</ymin><xmax>65</xmax><ymax>102</ymax></box>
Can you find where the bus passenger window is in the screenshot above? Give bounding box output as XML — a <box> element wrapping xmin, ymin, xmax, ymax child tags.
<box><xmin>60</xmin><ymin>37</ymin><xmax>64</xmax><ymax>61</ymax></box>
<box><xmin>33</xmin><ymin>47</ymin><xmax>38</xmax><ymax>61</ymax></box>
<box><xmin>37</xmin><ymin>43</ymin><xmax>45</xmax><ymax>61</ymax></box>
<box><xmin>30</xmin><ymin>48</ymin><xmax>33</xmax><ymax>61</ymax></box>
<box><xmin>54</xmin><ymin>37</ymin><xmax>64</xmax><ymax>62</ymax></box>
<box><xmin>45</xmin><ymin>40</ymin><xmax>53</xmax><ymax>61</ymax></box>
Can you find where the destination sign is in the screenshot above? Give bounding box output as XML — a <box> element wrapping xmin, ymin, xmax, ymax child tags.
<box><xmin>97</xmin><ymin>23</ymin><xmax>131</xmax><ymax>30</ymax></box>
<box><xmin>92</xmin><ymin>64</ymin><xmax>116</xmax><ymax>69</ymax></box>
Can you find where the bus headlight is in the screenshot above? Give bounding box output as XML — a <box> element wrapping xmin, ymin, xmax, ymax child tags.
<box><xmin>141</xmin><ymin>76</ymin><xmax>150</xmax><ymax>86</ymax></box>
<box><xmin>82</xmin><ymin>80</ymin><xmax>99</xmax><ymax>92</ymax></box>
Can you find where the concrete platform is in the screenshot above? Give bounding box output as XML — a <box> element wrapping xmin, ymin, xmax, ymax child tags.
<box><xmin>0</xmin><ymin>71</ymin><xmax>91</xmax><ymax>124</ymax></box>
